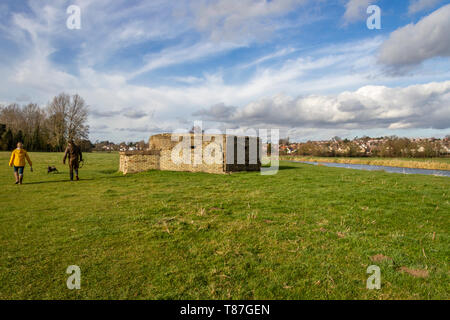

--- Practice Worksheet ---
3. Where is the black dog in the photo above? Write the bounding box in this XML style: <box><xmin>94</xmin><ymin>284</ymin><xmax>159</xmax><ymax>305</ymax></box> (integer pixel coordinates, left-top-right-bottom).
<box><xmin>47</xmin><ymin>166</ymin><xmax>59</xmax><ymax>174</ymax></box>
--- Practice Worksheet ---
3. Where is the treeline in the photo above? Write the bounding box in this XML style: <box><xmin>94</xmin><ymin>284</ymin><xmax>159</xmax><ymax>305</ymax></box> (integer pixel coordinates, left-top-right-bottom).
<box><xmin>288</xmin><ymin>136</ymin><xmax>450</xmax><ymax>158</ymax></box>
<box><xmin>0</xmin><ymin>93</ymin><xmax>92</xmax><ymax>152</ymax></box>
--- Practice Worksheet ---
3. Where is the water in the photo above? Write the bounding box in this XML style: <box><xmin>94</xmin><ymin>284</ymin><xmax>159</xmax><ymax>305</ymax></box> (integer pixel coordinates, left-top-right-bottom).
<box><xmin>289</xmin><ymin>161</ymin><xmax>450</xmax><ymax>177</ymax></box>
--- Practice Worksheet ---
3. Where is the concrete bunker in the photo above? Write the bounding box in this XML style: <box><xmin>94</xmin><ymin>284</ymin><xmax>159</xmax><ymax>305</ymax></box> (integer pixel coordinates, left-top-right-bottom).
<box><xmin>119</xmin><ymin>133</ymin><xmax>261</xmax><ymax>174</ymax></box>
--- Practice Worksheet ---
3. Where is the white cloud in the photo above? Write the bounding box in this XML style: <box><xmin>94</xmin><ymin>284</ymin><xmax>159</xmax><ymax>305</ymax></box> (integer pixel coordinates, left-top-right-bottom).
<box><xmin>194</xmin><ymin>81</ymin><xmax>450</xmax><ymax>130</ymax></box>
<box><xmin>1</xmin><ymin>1</ymin><xmax>449</xmax><ymax>142</ymax></box>
<box><xmin>343</xmin><ymin>0</ymin><xmax>375</xmax><ymax>24</ymax></box>
<box><xmin>128</xmin><ymin>41</ymin><xmax>240</xmax><ymax>79</ymax></box>
<box><xmin>190</xmin><ymin>0</ymin><xmax>308</xmax><ymax>42</ymax></box>
<box><xmin>0</xmin><ymin>31</ymin><xmax>390</xmax><ymax>142</ymax></box>
<box><xmin>238</xmin><ymin>47</ymin><xmax>298</xmax><ymax>69</ymax></box>
<box><xmin>378</xmin><ymin>4</ymin><xmax>450</xmax><ymax>71</ymax></box>
<box><xmin>408</xmin><ymin>0</ymin><xmax>443</xmax><ymax>14</ymax></box>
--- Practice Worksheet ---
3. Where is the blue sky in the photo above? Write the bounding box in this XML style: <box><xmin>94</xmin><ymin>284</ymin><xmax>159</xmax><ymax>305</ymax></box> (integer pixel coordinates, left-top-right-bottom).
<box><xmin>0</xmin><ymin>0</ymin><xmax>449</xmax><ymax>142</ymax></box>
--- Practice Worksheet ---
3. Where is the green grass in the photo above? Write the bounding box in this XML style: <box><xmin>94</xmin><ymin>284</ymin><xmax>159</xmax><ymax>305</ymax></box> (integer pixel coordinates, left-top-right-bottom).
<box><xmin>0</xmin><ymin>152</ymin><xmax>449</xmax><ymax>300</ymax></box>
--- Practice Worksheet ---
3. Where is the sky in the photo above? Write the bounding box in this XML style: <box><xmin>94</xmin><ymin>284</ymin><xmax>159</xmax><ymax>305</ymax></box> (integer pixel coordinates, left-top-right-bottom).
<box><xmin>0</xmin><ymin>0</ymin><xmax>449</xmax><ymax>143</ymax></box>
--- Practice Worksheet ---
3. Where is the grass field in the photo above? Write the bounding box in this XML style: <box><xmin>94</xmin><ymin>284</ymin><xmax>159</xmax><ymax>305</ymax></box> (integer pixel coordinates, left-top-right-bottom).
<box><xmin>280</xmin><ymin>156</ymin><xmax>450</xmax><ymax>171</ymax></box>
<box><xmin>0</xmin><ymin>151</ymin><xmax>449</xmax><ymax>299</ymax></box>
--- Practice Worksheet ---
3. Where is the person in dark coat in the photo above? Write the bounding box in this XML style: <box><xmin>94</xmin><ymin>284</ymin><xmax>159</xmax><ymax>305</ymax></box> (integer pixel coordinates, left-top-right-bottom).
<box><xmin>63</xmin><ymin>140</ymin><xmax>83</xmax><ymax>181</ymax></box>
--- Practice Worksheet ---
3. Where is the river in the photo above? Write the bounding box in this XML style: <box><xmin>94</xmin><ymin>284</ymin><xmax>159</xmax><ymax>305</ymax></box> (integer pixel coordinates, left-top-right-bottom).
<box><xmin>289</xmin><ymin>161</ymin><xmax>450</xmax><ymax>177</ymax></box>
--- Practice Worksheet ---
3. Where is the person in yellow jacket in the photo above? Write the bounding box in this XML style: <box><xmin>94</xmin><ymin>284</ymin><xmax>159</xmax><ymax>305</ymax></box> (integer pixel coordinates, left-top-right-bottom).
<box><xmin>9</xmin><ymin>142</ymin><xmax>33</xmax><ymax>184</ymax></box>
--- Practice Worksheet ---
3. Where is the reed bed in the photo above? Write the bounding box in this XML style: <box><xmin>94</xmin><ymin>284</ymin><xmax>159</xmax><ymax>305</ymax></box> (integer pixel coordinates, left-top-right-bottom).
<box><xmin>281</xmin><ymin>156</ymin><xmax>450</xmax><ymax>171</ymax></box>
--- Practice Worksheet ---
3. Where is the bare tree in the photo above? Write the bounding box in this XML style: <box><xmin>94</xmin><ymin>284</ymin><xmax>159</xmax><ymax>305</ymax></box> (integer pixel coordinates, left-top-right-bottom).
<box><xmin>46</xmin><ymin>93</ymin><xmax>89</xmax><ymax>150</ymax></box>
<box><xmin>47</xmin><ymin>93</ymin><xmax>70</xmax><ymax>151</ymax></box>
<box><xmin>66</xmin><ymin>94</ymin><xmax>89</xmax><ymax>141</ymax></box>
<box><xmin>0</xmin><ymin>103</ymin><xmax>24</xmax><ymax>132</ymax></box>
<box><xmin>137</xmin><ymin>140</ymin><xmax>147</xmax><ymax>150</ymax></box>
<box><xmin>22</xmin><ymin>103</ymin><xmax>45</xmax><ymax>137</ymax></box>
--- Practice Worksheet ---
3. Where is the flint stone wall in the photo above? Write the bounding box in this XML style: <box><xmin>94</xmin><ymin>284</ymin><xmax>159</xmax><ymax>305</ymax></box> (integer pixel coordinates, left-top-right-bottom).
<box><xmin>119</xmin><ymin>150</ymin><xmax>160</xmax><ymax>175</ymax></box>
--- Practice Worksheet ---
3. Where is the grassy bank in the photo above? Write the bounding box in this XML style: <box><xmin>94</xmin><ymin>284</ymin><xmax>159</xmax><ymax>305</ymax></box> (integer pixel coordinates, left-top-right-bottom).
<box><xmin>0</xmin><ymin>152</ymin><xmax>448</xmax><ymax>299</ymax></box>
<box><xmin>280</xmin><ymin>156</ymin><xmax>450</xmax><ymax>171</ymax></box>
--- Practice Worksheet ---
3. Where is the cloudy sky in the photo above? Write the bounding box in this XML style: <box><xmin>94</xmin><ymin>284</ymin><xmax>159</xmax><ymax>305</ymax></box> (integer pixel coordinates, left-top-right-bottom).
<box><xmin>0</xmin><ymin>0</ymin><xmax>449</xmax><ymax>142</ymax></box>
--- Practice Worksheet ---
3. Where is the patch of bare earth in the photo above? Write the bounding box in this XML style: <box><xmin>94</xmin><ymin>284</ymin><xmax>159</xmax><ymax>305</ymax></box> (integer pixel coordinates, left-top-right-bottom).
<box><xmin>399</xmin><ymin>267</ymin><xmax>429</xmax><ymax>278</ymax></box>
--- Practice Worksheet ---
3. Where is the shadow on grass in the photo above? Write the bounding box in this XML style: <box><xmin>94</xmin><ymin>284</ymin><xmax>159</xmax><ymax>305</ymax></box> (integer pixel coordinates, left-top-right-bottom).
<box><xmin>24</xmin><ymin>178</ymin><xmax>94</xmax><ymax>185</ymax></box>
<box><xmin>277</xmin><ymin>165</ymin><xmax>300</xmax><ymax>171</ymax></box>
